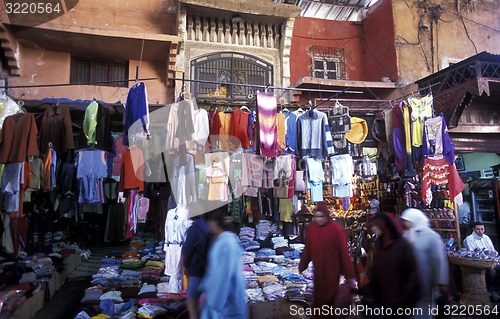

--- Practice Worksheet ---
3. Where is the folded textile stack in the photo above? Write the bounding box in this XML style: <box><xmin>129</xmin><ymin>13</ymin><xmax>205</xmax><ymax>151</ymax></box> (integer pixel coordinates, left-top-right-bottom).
<box><xmin>290</xmin><ymin>243</ymin><xmax>305</xmax><ymax>252</ymax></box>
<box><xmin>239</xmin><ymin>227</ymin><xmax>255</xmax><ymax>242</ymax></box>
<box><xmin>242</xmin><ymin>251</ymin><xmax>255</xmax><ymax>264</ymax></box>
<box><xmin>31</xmin><ymin>258</ymin><xmax>54</xmax><ymax>279</ymax></box>
<box><xmin>271</xmin><ymin>236</ymin><xmax>288</xmax><ymax>249</ymax></box>
<box><xmin>121</xmin><ymin>251</ymin><xmax>143</xmax><ymax>270</ymax></box>
<box><xmin>241</xmin><ymin>240</ymin><xmax>260</xmax><ymax>251</ymax></box>
<box><xmin>255</xmin><ymin>221</ymin><xmax>272</xmax><ymax>241</ymax></box>
<box><xmin>262</xmin><ymin>282</ymin><xmax>287</xmax><ymax>301</ymax></box>
<box><xmin>246</xmin><ymin>288</ymin><xmax>265</xmax><ymax>302</ymax></box>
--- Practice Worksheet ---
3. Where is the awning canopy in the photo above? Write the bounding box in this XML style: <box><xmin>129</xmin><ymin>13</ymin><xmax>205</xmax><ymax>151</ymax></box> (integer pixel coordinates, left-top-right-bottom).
<box><xmin>415</xmin><ymin>51</ymin><xmax>500</xmax><ymax>153</ymax></box>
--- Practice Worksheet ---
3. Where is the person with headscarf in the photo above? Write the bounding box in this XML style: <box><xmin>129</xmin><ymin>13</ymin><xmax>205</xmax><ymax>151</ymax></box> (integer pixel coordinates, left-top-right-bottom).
<box><xmin>401</xmin><ymin>208</ymin><xmax>449</xmax><ymax>319</ymax></box>
<box><xmin>370</xmin><ymin>212</ymin><xmax>421</xmax><ymax>317</ymax></box>
<box><xmin>298</xmin><ymin>204</ymin><xmax>356</xmax><ymax>317</ymax></box>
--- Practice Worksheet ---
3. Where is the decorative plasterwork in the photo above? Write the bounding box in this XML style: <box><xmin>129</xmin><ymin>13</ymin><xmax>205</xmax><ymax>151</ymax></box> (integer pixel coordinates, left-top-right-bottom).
<box><xmin>177</xmin><ymin>5</ymin><xmax>294</xmax><ymax>103</ymax></box>
<box><xmin>0</xmin><ymin>24</ymin><xmax>21</xmax><ymax>76</ymax></box>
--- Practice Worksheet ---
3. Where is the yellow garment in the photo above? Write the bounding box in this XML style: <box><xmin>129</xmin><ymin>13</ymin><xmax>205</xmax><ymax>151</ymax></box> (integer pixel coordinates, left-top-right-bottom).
<box><xmin>91</xmin><ymin>314</ymin><xmax>111</xmax><ymax>319</ymax></box>
<box><xmin>257</xmin><ymin>275</ymin><xmax>279</xmax><ymax>284</ymax></box>
<box><xmin>346</xmin><ymin>117</ymin><xmax>368</xmax><ymax>144</ymax></box>
<box><xmin>277</xmin><ymin>112</ymin><xmax>286</xmax><ymax>151</ymax></box>
<box><xmin>408</xmin><ymin>95</ymin><xmax>433</xmax><ymax>147</ymax></box>
<box><xmin>145</xmin><ymin>260</ymin><xmax>164</xmax><ymax>269</ymax></box>
<box><xmin>403</xmin><ymin>106</ymin><xmax>412</xmax><ymax>154</ymax></box>
<box><xmin>83</xmin><ymin>100</ymin><xmax>99</xmax><ymax>145</ymax></box>
<box><xmin>279</xmin><ymin>198</ymin><xmax>293</xmax><ymax>222</ymax></box>
<box><xmin>218</xmin><ymin>112</ymin><xmax>233</xmax><ymax>150</ymax></box>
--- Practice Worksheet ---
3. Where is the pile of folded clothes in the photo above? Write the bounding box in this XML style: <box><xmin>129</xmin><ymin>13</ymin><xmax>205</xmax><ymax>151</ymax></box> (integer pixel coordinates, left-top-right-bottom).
<box><xmin>74</xmin><ymin>238</ymin><xmax>187</xmax><ymax>319</ymax></box>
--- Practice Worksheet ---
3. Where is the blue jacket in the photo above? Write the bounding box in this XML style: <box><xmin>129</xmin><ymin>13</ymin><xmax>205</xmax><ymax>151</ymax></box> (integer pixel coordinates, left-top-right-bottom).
<box><xmin>200</xmin><ymin>231</ymin><xmax>249</xmax><ymax>319</ymax></box>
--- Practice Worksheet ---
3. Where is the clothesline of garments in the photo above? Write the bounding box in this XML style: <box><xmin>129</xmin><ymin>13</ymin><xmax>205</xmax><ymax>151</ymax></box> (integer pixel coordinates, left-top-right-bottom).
<box><xmin>385</xmin><ymin>95</ymin><xmax>466</xmax><ymax>206</ymax></box>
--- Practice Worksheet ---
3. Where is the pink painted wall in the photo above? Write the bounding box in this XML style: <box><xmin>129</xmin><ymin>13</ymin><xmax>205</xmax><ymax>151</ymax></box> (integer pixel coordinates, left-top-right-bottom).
<box><xmin>290</xmin><ymin>17</ymin><xmax>365</xmax><ymax>84</ymax></box>
<box><xmin>362</xmin><ymin>0</ymin><xmax>398</xmax><ymax>82</ymax></box>
<box><xmin>289</xmin><ymin>0</ymin><xmax>398</xmax><ymax>84</ymax></box>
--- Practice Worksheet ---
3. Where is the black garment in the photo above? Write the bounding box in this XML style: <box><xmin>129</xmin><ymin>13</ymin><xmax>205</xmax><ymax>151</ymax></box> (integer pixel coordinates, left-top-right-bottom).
<box><xmin>182</xmin><ymin>219</ymin><xmax>210</xmax><ymax>277</ymax></box>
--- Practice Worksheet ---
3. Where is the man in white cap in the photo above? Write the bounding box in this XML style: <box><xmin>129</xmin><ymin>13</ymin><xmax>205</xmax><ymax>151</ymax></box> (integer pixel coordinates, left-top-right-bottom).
<box><xmin>401</xmin><ymin>208</ymin><xmax>448</xmax><ymax>319</ymax></box>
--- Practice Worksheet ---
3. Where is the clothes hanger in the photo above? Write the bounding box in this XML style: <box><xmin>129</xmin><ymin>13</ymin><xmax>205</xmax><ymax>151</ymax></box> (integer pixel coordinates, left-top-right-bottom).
<box><xmin>240</xmin><ymin>105</ymin><xmax>250</xmax><ymax>112</ymax></box>
<box><xmin>223</xmin><ymin>105</ymin><xmax>233</xmax><ymax>113</ymax></box>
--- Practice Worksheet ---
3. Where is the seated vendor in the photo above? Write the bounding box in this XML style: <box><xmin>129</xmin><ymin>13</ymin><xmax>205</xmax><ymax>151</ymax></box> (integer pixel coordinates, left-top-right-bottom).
<box><xmin>463</xmin><ymin>222</ymin><xmax>500</xmax><ymax>300</ymax></box>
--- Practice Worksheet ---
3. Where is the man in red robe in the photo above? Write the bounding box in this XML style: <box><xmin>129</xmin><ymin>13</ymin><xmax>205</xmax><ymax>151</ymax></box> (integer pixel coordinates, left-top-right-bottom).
<box><xmin>299</xmin><ymin>204</ymin><xmax>356</xmax><ymax>316</ymax></box>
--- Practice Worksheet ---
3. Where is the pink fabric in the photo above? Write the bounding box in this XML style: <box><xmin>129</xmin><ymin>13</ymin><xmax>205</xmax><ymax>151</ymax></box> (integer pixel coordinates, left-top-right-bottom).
<box><xmin>257</xmin><ymin>92</ymin><xmax>278</xmax><ymax>158</ymax></box>
<box><xmin>137</xmin><ymin>196</ymin><xmax>150</xmax><ymax>223</ymax></box>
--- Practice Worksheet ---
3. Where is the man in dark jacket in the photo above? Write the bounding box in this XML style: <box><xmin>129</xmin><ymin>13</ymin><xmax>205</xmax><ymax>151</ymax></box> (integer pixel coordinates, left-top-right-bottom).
<box><xmin>182</xmin><ymin>214</ymin><xmax>210</xmax><ymax>319</ymax></box>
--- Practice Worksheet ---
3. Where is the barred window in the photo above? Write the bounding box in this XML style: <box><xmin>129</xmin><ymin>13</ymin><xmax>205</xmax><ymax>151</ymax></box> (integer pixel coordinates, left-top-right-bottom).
<box><xmin>70</xmin><ymin>57</ymin><xmax>128</xmax><ymax>87</ymax></box>
<box><xmin>310</xmin><ymin>46</ymin><xmax>345</xmax><ymax>80</ymax></box>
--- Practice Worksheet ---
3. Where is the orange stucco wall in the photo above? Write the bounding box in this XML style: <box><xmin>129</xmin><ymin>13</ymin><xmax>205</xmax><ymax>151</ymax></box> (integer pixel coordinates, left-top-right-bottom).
<box><xmin>289</xmin><ymin>17</ymin><xmax>365</xmax><ymax>84</ymax></box>
<box><xmin>27</xmin><ymin>0</ymin><xmax>178</xmax><ymax>35</ymax></box>
<box><xmin>7</xmin><ymin>48</ymin><xmax>171</xmax><ymax>104</ymax></box>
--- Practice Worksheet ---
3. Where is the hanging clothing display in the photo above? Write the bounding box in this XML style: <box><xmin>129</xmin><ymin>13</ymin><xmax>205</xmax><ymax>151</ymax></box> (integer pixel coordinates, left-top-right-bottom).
<box><xmin>0</xmin><ymin>112</ymin><xmax>39</xmax><ymax>164</ymax></box>
<box><xmin>297</xmin><ymin>109</ymin><xmax>334</xmax><ymax>158</ymax></box>
<box><xmin>277</xmin><ymin>112</ymin><xmax>286</xmax><ymax>152</ymax></box>
<box><xmin>330</xmin><ymin>154</ymin><xmax>354</xmax><ymax>198</ymax></box>
<box><xmin>123</xmin><ymin>82</ymin><xmax>149</xmax><ymax>146</ymax></box>
<box><xmin>0</xmin><ymin>95</ymin><xmax>23</xmax><ymax>132</ymax></box>
<box><xmin>392</xmin><ymin>101</ymin><xmax>407</xmax><ymax>172</ymax></box>
<box><xmin>206</xmin><ymin>157</ymin><xmax>229</xmax><ymax>202</ymax></box>
<box><xmin>231</xmin><ymin>108</ymin><xmax>251</xmax><ymax>149</ymax></box>
<box><xmin>402</xmin><ymin>104</ymin><xmax>414</xmax><ymax>174</ymax></box>
<box><xmin>273</xmin><ymin>154</ymin><xmax>295</xmax><ymax>199</ymax></box>
<box><xmin>42</xmin><ymin>147</ymin><xmax>57</xmax><ymax>191</ymax></box>
<box><xmin>76</xmin><ymin>149</ymin><xmax>108</xmax><ymax>204</ymax></box>
<box><xmin>83</xmin><ymin>100</ymin><xmax>99</xmax><ymax>146</ymax></box>
<box><xmin>282</xmin><ymin>110</ymin><xmax>297</xmax><ymax>155</ymax></box>
<box><xmin>39</xmin><ymin>104</ymin><xmax>74</xmax><ymax>154</ymax></box>
<box><xmin>256</xmin><ymin>92</ymin><xmax>279</xmax><ymax>158</ymax></box>
<box><xmin>408</xmin><ymin>95</ymin><xmax>433</xmax><ymax>147</ymax></box>
<box><xmin>126</xmin><ymin>189</ymin><xmax>139</xmax><ymax>238</ymax></box>
<box><xmin>189</xmin><ymin>107</ymin><xmax>210</xmax><ymax>153</ymax></box>
<box><xmin>305</xmin><ymin>157</ymin><xmax>324</xmax><ymax>203</ymax></box>
<box><xmin>422</xmin><ymin>115</ymin><xmax>455</xmax><ymax>164</ymax></box>
<box><xmin>241</xmin><ymin>153</ymin><xmax>263</xmax><ymax>197</ymax></box>
<box><xmin>171</xmin><ymin>154</ymin><xmax>197</xmax><ymax>207</ymax></box>
<box><xmin>163</xmin><ymin>206</ymin><xmax>191</xmax><ymax>293</ymax></box>
<box><xmin>0</xmin><ymin>162</ymin><xmax>24</xmax><ymax>213</ymax></box>
<box><xmin>119</xmin><ymin>146</ymin><xmax>146</xmax><ymax>192</ymax></box>
<box><xmin>421</xmin><ymin>157</ymin><xmax>465</xmax><ymax>205</ymax></box>
<box><xmin>166</xmin><ymin>99</ymin><xmax>195</xmax><ymax>153</ymax></box>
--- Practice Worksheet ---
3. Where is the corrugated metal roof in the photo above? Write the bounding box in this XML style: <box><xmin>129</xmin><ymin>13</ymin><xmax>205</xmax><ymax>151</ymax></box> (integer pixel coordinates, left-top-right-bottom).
<box><xmin>273</xmin><ymin>0</ymin><xmax>371</xmax><ymax>21</ymax></box>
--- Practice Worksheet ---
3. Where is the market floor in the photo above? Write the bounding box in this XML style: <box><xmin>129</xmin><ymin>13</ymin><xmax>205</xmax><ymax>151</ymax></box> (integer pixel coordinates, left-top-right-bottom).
<box><xmin>33</xmin><ymin>245</ymin><xmax>129</xmax><ymax>319</ymax></box>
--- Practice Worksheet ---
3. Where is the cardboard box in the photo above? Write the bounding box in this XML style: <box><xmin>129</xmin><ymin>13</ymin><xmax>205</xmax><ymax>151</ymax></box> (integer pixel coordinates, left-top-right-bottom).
<box><xmin>55</xmin><ymin>269</ymin><xmax>67</xmax><ymax>290</ymax></box>
<box><xmin>28</xmin><ymin>290</ymin><xmax>45</xmax><ymax>318</ymax></box>
<box><xmin>64</xmin><ymin>254</ymin><xmax>77</xmax><ymax>273</ymax></box>
<box><xmin>10</xmin><ymin>301</ymin><xmax>30</xmax><ymax>319</ymax></box>
<box><xmin>48</xmin><ymin>275</ymin><xmax>57</xmax><ymax>299</ymax></box>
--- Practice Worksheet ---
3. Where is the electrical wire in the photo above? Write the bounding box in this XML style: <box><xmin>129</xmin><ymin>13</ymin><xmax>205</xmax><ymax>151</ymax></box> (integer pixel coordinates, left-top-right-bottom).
<box><xmin>168</xmin><ymin>77</ymin><xmax>365</xmax><ymax>94</ymax></box>
<box><xmin>0</xmin><ymin>78</ymin><xmax>158</xmax><ymax>89</ymax></box>
<box><xmin>460</xmin><ymin>16</ymin><xmax>478</xmax><ymax>54</ymax></box>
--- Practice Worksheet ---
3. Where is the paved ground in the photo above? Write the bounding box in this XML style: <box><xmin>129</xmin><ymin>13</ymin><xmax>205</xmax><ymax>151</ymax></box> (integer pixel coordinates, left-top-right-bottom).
<box><xmin>33</xmin><ymin>245</ymin><xmax>128</xmax><ymax>319</ymax></box>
